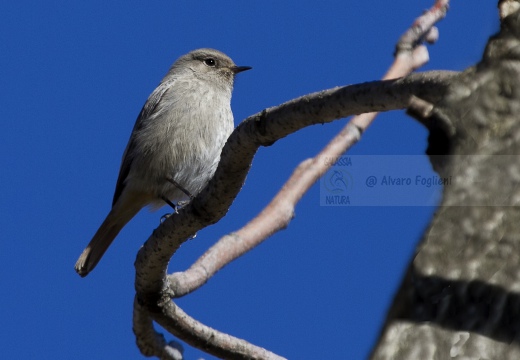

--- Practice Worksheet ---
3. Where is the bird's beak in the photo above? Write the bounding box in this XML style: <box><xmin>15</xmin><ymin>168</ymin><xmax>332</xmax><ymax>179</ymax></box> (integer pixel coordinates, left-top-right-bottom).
<box><xmin>231</xmin><ymin>65</ymin><xmax>252</xmax><ymax>74</ymax></box>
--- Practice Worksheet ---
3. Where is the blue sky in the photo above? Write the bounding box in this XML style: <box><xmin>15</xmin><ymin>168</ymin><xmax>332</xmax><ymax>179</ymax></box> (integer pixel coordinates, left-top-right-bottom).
<box><xmin>1</xmin><ymin>1</ymin><xmax>498</xmax><ymax>359</ymax></box>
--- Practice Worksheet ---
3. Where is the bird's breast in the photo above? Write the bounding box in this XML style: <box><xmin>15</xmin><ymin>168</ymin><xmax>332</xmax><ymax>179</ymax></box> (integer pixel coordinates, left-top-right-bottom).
<box><xmin>129</xmin><ymin>84</ymin><xmax>234</xmax><ymax>202</ymax></box>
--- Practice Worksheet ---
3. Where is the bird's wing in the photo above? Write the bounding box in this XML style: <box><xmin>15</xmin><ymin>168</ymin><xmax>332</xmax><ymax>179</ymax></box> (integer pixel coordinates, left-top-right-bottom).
<box><xmin>112</xmin><ymin>79</ymin><xmax>175</xmax><ymax>206</ymax></box>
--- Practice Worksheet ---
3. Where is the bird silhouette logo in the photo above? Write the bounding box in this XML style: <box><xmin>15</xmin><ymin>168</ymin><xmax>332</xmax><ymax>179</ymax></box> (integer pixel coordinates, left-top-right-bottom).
<box><xmin>324</xmin><ymin>169</ymin><xmax>352</xmax><ymax>194</ymax></box>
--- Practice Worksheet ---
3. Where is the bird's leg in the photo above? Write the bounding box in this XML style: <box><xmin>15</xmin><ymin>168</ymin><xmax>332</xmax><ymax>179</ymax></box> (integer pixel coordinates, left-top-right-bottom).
<box><xmin>166</xmin><ymin>176</ymin><xmax>194</xmax><ymax>200</ymax></box>
<box><xmin>160</xmin><ymin>196</ymin><xmax>181</xmax><ymax>223</ymax></box>
<box><xmin>160</xmin><ymin>177</ymin><xmax>194</xmax><ymax>219</ymax></box>
<box><xmin>161</xmin><ymin>196</ymin><xmax>177</xmax><ymax>211</ymax></box>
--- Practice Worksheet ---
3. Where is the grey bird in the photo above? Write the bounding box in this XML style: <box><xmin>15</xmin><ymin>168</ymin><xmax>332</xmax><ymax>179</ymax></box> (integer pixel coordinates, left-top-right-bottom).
<box><xmin>75</xmin><ymin>48</ymin><xmax>251</xmax><ymax>277</ymax></box>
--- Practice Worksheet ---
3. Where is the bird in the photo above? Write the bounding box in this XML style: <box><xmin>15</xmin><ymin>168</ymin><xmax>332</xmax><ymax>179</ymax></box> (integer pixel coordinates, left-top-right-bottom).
<box><xmin>75</xmin><ymin>48</ymin><xmax>251</xmax><ymax>277</ymax></box>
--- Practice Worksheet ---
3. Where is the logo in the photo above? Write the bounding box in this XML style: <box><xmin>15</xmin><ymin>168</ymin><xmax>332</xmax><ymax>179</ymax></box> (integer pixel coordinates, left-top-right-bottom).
<box><xmin>323</xmin><ymin>169</ymin><xmax>353</xmax><ymax>194</ymax></box>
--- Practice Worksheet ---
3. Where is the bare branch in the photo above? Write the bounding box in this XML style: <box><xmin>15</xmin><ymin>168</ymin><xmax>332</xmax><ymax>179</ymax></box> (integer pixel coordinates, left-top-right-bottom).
<box><xmin>133</xmin><ymin>297</ymin><xmax>184</xmax><ymax>360</ymax></box>
<box><xmin>396</xmin><ymin>0</ymin><xmax>449</xmax><ymax>54</ymax></box>
<box><xmin>153</xmin><ymin>298</ymin><xmax>286</xmax><ymax>360</ymax></box>
<box><xmin>353</xmin><ymin>0</ymin><xmax>449</xmax><ymax>132</ymax></box>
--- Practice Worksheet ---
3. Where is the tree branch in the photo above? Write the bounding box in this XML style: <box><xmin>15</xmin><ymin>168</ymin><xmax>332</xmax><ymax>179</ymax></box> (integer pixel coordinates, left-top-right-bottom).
<box><xmin>133</xmin><ymin>297</ymin><xmax>184</xmax><ymax>360</ymax></box>
<box><xmin>153</xmin><ymin>297</ymin><xmax>286</xmax><ymax>360</ymax></box>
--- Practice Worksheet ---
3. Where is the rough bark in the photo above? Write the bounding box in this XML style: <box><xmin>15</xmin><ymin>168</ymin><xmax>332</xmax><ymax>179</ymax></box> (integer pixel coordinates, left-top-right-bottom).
<box><xmin>372</xmin><ymin>8</ymin><xmax>520</xmax><ymax>360</ymax></box>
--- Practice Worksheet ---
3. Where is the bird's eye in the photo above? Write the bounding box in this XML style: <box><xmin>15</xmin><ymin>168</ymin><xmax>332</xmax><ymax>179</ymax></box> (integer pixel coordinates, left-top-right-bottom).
<box><xmin>203</xmin><ymin>58</ymin><xmax>216</xmax><ymax>67</ymax></box>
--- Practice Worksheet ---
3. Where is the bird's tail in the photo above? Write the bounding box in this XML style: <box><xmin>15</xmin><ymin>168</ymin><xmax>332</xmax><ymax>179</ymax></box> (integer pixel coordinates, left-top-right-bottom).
<box><xmin>75</xmin><ymin>198</ymin><xmax>142</xmax><ymax>277</ymax></box>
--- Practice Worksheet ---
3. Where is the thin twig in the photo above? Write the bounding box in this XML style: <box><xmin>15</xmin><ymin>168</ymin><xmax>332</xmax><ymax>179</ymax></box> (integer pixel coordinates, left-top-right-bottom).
<box><xmin>154</xmin><ymin>299</ymin><xmax>286</xmax><ymax>360</ymax></box>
